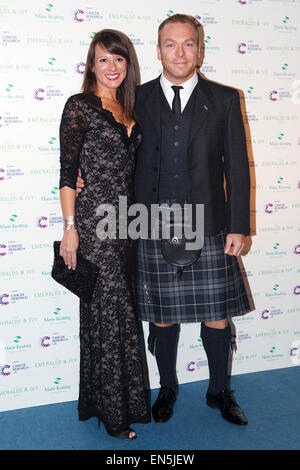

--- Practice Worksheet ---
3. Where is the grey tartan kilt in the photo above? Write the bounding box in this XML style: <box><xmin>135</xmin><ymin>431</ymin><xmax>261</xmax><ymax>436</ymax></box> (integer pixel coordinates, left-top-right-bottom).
<box><xmin>137</xmin><ymin>232</ymin><xmax>251</xmax><ymax>324</ymax></box>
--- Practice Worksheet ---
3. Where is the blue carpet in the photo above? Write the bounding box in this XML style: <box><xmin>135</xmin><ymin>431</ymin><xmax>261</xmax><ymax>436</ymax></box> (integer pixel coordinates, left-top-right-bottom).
<box><xmin>0</xmin><ymin>366</ymin><xmax>299</xmax><ymax>450</ymax></box>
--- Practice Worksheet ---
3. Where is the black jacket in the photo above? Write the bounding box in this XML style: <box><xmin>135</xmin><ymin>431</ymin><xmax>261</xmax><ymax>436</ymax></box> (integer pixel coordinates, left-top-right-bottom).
<box><xmin>134</xmin><ymin>74</ymin><xmax>250</xmax><ymax>236</ymax></box>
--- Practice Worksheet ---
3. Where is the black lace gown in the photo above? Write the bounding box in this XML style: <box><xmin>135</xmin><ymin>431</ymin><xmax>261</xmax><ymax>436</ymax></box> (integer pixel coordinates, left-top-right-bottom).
<box><xmin>59</xmin><ymin>94</ymin><xmax>150</xmax><ymax>435</ymax></box>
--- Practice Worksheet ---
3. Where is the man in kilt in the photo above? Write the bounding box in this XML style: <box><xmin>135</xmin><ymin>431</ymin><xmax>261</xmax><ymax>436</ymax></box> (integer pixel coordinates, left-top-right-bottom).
<box><xmin>134</xmin><ymin>14</ymin><xmax>251</xmax><ymax>426</ymax></box>
<box><xmin>77</xmin><ymin>14</ymin><xmax>251</xmax><ymax>426</ymax></box>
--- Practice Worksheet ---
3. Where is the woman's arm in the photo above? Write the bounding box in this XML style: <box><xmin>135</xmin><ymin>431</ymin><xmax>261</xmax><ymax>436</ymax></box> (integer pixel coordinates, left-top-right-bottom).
<box><xmin>58</xmin><ymin>96</ymin><xmax>87</xmax><ymax>269</ymax></box>
<box><xmin>60</xmin><ymin>187</ymin><xmax>78</xmax><ymax>270</ymax></box>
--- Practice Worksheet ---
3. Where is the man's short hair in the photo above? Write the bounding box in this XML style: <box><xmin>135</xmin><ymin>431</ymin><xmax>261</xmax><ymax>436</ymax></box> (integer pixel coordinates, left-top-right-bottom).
<box><xmin>158</xmin><ymin>13</ymin><xmax>201</xmax><ymax>46</ymax></box>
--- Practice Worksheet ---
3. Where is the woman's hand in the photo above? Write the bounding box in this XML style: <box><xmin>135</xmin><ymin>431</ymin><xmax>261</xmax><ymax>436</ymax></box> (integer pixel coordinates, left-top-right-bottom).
<box><xmin>60</xmin><ymin>229</ymin><xmax>79</xmax><ymax>270</ymax></box>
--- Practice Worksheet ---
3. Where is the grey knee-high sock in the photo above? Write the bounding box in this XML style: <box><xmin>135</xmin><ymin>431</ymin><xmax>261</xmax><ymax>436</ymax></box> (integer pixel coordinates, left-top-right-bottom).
<box><xmin>148</xmin><ymin>323</ymin><xmax>179</xmax><ymax>392</ymax></box>
<box><xmin>201</xmin><ymin>322</ymin><xmax>231</xmax><ymax>395</ymax></box>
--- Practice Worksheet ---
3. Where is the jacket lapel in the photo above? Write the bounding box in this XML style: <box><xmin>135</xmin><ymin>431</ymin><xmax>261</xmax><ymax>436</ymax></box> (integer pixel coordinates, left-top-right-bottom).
<box><xmin>188</xmin><ymin>74</ymin><xmax>213</xmax><ymax>145</ymax></box>
<box><xmin>143</xmin><ymin>77</ymin><xmax>161</xmax><ymax>140</ymax></box>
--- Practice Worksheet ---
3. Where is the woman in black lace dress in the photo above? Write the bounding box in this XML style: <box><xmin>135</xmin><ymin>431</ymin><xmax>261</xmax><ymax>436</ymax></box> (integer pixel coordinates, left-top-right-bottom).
<box><xmin>58</xmin><ymin>30</ymin><xmax>150</xmax><ymax>439</ymax></box>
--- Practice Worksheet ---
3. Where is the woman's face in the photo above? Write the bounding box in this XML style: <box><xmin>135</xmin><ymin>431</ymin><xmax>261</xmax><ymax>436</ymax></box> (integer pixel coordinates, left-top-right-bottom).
<box><xmin>92</xmin><ymin>43</ymin><xmax>127</xmax><ymax>93</ymax></box>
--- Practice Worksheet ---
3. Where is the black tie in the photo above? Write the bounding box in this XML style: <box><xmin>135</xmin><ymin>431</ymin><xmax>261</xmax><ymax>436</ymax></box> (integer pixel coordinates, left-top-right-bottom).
<box><xmin>171</xmin><ymin>85</ymin><xmax>183</xmax><ymax>120</ymax></box>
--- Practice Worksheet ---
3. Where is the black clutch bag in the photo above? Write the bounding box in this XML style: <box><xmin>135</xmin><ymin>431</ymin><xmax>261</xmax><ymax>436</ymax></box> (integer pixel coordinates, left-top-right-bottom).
<box><xmin>51</xmin><ymin>241</ymin><xmax>99</xmax><ymax>300</ymax></box>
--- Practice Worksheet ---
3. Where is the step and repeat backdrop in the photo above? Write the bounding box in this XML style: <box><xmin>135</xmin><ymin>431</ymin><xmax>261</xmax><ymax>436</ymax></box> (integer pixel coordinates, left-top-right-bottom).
<box><xmin>0</xmin><ymin>0</ymin><xmax>299</xmax><ymax>412</ymax></box>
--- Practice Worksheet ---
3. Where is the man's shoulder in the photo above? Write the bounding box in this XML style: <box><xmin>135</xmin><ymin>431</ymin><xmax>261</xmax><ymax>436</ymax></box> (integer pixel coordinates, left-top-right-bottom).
<box><xmin>200</xmin><ymin>75</ymin><xmax>239</xmax><ymax>100</ymax></box>
<box><xmin>136</xmin><ymin>77</ymin><xmax>160</xmax><ymax>98</ymax></box>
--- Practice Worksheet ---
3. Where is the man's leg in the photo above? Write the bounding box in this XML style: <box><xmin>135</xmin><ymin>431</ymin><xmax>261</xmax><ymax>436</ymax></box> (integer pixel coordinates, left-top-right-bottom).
<box><xmin>148</xmin><ymin>322</ymin><xmax>179</xmax><ymax>422</ymax></box>
<box><xmin>201</xmin><ymin>319</ymin><xmax>248</xmax><ymax>425</ymax></box>
<box><xmin>201</xmin><ymin>319</ymin><xmax>231</xmax><ymax>395</ymax></box>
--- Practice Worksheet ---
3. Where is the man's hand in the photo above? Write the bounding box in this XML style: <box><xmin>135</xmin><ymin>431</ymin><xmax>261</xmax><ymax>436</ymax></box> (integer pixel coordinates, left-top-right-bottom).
<box><xmin>76</xmin><ymin>168</ymin><xmax>85</xmax><ymax>197</ymax></box>
<box><xmin>224</xmin><ymin>234</ymin><xmax>245</xmax><ymax>257</ymax></box>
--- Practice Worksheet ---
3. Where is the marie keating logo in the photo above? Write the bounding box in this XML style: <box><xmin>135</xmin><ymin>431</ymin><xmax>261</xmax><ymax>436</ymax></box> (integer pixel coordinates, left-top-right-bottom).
<box><xmin>273</xmin><ymin>284</ymin><xmax>279</xmax><ymax>291</ymax></box>
<box><xmin>283</xmin><ymin>16</ymin><xmax>289</xmax><ymax>23</ymax></box>
<box><xmin>94</xmin><ymin>197</ymin><xmax>204</xmax><ymax>250</ymax></box>
<box><xmin>166</xmin><ymin>10</ymin><xmax>174</xmax><ymax>17</ymax></box>
<box><xmin>282</xmin><ymin>63</ymin><xmax>288</xmax><ymax>70</ymax></box>
<box><xmin>54</xmin><ymin>307</ymin><xmax>61</xmax><ymax>315</ymax></box>
<box><xmin>75</xmin><ymin>62</ymin><xmax>86</xmax><ymax>74</ymax></box>
<box><xmin>48</xmin><ymin>57</ymin><xmax>56</xmax><ymax>65</ymax></box>
<box><xmin>49</xmin><ymin>137</ymin><xmax>56</xmax><ymax>145</ymax></box>
<box><xmin>46</xmin><ymin>3</ymin><xmax>54</xmax><ymax>12</ymax></box>
<box><xmin>6</xmin><ymin>83</ymin><xmax>13</xmax><ymax>92</ymax></box>
<box><xmin>54</xmin><ymin>377</ymin><xmax>61</xmax><ymax>384</ymax></box>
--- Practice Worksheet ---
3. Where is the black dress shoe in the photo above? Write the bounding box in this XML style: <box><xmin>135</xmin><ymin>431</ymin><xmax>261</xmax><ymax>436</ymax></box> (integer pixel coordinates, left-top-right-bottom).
<box><xmin>206</xmin><ymin>389</ymin><xmax>248</xmax><ymax>425</ymax></box>
<box><xmin>152</xmin><ymin>386</ymin><xmax>177</xmax><ymax>422</ymax></box>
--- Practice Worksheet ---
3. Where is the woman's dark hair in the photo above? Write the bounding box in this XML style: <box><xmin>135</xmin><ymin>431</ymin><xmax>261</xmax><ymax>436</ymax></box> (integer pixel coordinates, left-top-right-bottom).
<box><xmin>82</xmin><ymin>29</ymin><xmax>140</xmax><ymax>120</ymax></box>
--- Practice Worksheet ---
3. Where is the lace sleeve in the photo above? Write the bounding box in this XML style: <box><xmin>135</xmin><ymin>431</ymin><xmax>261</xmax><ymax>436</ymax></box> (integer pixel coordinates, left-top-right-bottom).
<box><xmin>59</xmin><ymin>95</ymin><xmax>88</xmax><ymax>189</ymax></box>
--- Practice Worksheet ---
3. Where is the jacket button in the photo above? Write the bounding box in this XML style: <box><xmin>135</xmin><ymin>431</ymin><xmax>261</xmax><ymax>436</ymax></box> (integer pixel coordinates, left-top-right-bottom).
<box><xmin>174</xmin><ymin>141</ymin><xmax>179</xmax><ymax>147</ymax></box>
<box><xmin>154</xmin><ymin>167</ymin><xmax>158</xmax><ymax>172</ymax></box>
<box><xmin>174</xmin><ymin>125</ymin><xmax>179</xmax><ymax>130</ymax></box>
<box><xmin>153</xmin><ymin>187</ymin><xmax>156</xmax><ymax>192</ymax></box>
<box><xmin>155</xmin><ymin>145</ymin><xmax>159</xmax><ymax>151</ymax></box>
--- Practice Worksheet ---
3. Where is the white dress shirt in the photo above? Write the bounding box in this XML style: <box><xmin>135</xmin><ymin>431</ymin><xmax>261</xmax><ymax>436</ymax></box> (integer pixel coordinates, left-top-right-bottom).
<box><xmin>159</xmin><ymin>71</ymin><xmax>199</xmax><ymax>112</ymax></box>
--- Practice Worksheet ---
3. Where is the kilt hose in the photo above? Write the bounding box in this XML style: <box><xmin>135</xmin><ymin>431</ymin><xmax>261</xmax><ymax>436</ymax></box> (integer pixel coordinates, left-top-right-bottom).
<box><xmin>137</xmin><ymin>231</ymin><xmax>251</xmax><ymax>324</ymax></box>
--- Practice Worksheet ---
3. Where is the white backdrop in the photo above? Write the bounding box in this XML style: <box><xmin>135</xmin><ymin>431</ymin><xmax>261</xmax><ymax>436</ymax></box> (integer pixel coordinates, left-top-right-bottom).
<box><xmin>0</xmin><ymin>0</ymin><xmax>299</xmax><ymax>412</ymax></box>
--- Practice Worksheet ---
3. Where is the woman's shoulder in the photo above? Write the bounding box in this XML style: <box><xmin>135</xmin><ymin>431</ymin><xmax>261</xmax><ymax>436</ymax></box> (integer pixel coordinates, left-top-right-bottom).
<box><xmin>65</xmin><ymin>93</ymin><xmax>101</xmax><ymax>111</ymax></box>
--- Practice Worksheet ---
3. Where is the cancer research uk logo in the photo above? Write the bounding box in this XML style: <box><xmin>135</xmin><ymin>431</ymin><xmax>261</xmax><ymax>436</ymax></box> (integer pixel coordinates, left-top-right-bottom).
<box><xmin>237</xmin><ymin>40</ymin><xmax>262</xmax><ymax>54</ymax></box>
<box><xmin>0</xmin><ymin>241</ymin><xmax>25</xmax><ymax>256</ymax></box>
<box><xmin>40</xmin><ymin>333</ymin><xmax>69</xmax><ymax>348</ymax></box>
<box><xmin>293</xmin><ymin>286</ymin><xmax>300</xmax><ymax>296</ymax></box>
<box><xmin>260</xmin><ymin>308</ymin><xmax>284</xmax><ymax>320</ymax></box>
<box><xmin>269</xmin><ymin>88</ymin><xmax>292</xmax><ymax>102</ymax></box>
<box><xmin>186</xmin><ymin>358</ymin><xmax>208</xmax><ymax>372</ymax></box>
<box><xmin>264</xmin><ymin>201</ymin><xmax>287</xmax><ymax>214</ymax></box>
<box><xmin>0</xmin><ymin>361</ymin><xmax>29</xmax><ymax>376</ymax></box>
<box><xmin>36</xmin><ymin>214</ymin><xmax>62</xmax><ymax>229</ymax></box>
<box><xmin>33</xmin><ymin>86</ymin><xmax>63</xmax><ymax>101</ymax></box>
<box><xmin>73</xmin><ymin>8</ymin><xmax>103</xmax><ymax>22</ymax></box>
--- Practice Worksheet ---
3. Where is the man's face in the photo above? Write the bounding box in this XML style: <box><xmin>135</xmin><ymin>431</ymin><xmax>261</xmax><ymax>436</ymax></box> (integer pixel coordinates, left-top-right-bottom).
<box><xmin>157</xmin><ymin>22</ymin><xmax>200</xmax><ymax>84</ymax></box>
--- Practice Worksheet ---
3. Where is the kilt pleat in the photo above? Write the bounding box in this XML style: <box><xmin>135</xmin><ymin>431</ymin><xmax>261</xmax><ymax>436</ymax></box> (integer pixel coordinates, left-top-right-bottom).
<box><xmin>137</xmin><ymin>232</ymin><xmax>251</xmax><ymax>324</ymax></box>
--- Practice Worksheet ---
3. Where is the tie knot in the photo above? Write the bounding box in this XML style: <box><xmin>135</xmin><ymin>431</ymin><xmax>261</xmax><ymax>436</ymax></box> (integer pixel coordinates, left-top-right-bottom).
<box><xmin>171</xmin><ymin>85</ymin><xmax>183</xmax><ymax>95</ymax></box>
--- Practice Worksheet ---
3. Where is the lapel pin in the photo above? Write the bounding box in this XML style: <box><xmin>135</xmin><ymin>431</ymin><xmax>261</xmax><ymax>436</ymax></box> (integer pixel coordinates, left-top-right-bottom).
<box><xmin>204</xmin><ymin>105</ymin><xmax>208</xmax><ymax>111</ymax></box>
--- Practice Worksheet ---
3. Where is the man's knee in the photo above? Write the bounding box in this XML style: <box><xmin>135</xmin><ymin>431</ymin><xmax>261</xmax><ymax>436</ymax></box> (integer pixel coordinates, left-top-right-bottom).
<box><xmin>204</xmin><ymin>319</ymin><xmax>228</xmax><ymax>329</ymax></box>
